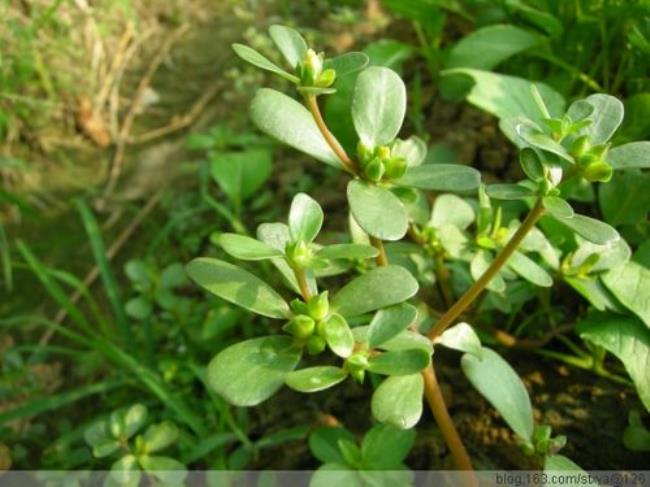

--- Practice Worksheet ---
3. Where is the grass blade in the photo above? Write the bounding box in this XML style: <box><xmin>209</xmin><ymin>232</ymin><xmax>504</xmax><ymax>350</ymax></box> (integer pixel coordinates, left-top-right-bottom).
<box><xmin>16</xmin><ymin>240</ymin><xmax>94</xmax><ymax>336</ymax></box>
<box><xmin>74</xmin><ymin>199</ymin><xmax>131</xmax><ymax>346</ymax></box>
<box><xmin>0</xmin><ymin>379</ymin><xmax>122</xmax><ymax>424</ymax></box>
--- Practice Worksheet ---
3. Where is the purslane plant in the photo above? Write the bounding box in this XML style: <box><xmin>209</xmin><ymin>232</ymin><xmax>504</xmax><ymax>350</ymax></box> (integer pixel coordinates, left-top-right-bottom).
<box><xmin>187</xmin><ymin>25</ymin><xmax>647</xmax><ymax>474</ymax></box>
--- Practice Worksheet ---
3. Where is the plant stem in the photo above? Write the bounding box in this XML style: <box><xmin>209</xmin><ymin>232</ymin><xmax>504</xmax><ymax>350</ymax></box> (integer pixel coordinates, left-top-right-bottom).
<box><xmin>303</xmin><ymin>94</ymin><xmax>360</xmax><ymax>176</ymax></box>
<box><xmin>294</xmin><ymin>267</ymin><xmax>313</xmax><ymax>301</ymax></box>
<box><xmin>422</xmin><ymin>365</ymin><xmax>477</xmax><ymax>477</ymax></box>
<box><xmin>370</xmin><ymin>236</ymin><xmax>389</xmax><ymax>267</ymax></box>
<box><xmin>428</xmin><ymin>198</ymin><xmax>546</xmax><ymax>340</ymax></box>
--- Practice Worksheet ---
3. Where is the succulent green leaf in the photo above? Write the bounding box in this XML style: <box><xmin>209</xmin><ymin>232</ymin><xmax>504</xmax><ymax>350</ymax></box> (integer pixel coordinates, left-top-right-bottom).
<box><xmin>322</xmin><ymin>313</ymin><xmax>355</xmax><ymax>358</ymax></box>
<box><xmin>187</xmin><ymin>258</ymin><xmax>289</xmax><ymax>318</ymax></box>
<box><xmin>367</xmin><ymin>303</ymin><xmax>418</xmax><ymax>348</ymax></box>
<box><xmin>486</xmin><ymin>183</ymin><xmax>536</xmax><ymax>200</ymax></box>
<box><xmin>361</xmin><ymin>424</ymin><xmax>415</xmax><ymax>469</ymax></box>
<box><xmin>548</xmin><ymin>212</ymin><xmax>619</xmax><ymax>246</ymax></box>
<box><xmin>568</xmin><ymin>94</ymin><xmax>624</xmax><ymax>145</ymax></box>
<box><xmin>232</xmin><ymin>43</ymin><xmax>299</xmax><ymax>83</ymax></box>
<box><xmin>471</xmin><ymin>250</ymin><xmax>505</xmax><ymax>293</ymax></box>
<box><xmin>143</xmin><ymin>421</ymin><xmax>178</xmax><ymax>453</ymax></box>
<box><xmin>250</xmin><ymin>88</ymin><xmax>341</xmax><ymax>168</ymax></box>
<box><xmin>446</xmin><ymin>25</ymin><xmax>539</xmax><ymax>71</ymax></box>
<box><xmin>289</xmin><ymin>193</ymin><xmax>324</xmax><ymax>243</ymax></box>
<box><xmin>396</xmin><ymin>164</ymin><xmax>481</xmax><ymax>192</ymax></box>
<box><xmin>508</xmin><ymin>251</ymin><xmax>553</xmax><ymax>287</ymax></box>
<box><xmin>434</xmin><ymin>322</ymin><xmax>482</xmax><ymax>358</ymax></box>
<box><xmin>218</xmin><ymin>233</ymin><xmax>283</xmax><ymax>260</ymax></box>
<box><xmin>571</xmin><ymin>238</ymin><xmax>631</xmax><ymax>274</ymax></box>
<box><xmin>441</xmin><ymin>68</ymin><xmax>565</xmax><ymax>143</ymax></box>
<box><xmin>367</xmin><ymin>348</ymin><xmax>430</xmax><ymax>375</ymax></box>
<box><xmin>109</xmin><ymin>455</ymin><xmax>141</xmax><ymax>486</ymax></box>
<box><xmin>110</xmin><ymin>404</ymin><xmax>148</xmax><ymax>440</ymax></box>
<box><xmin>210</xmin><ymin>149</ymin><xmax>273</xmax><ymax>210</ymax></box>
<box><xmin>268</xmin><ymin>25</ymin><xmax>307</xmax><ymax>68</ymax></box>
<box><xmin>324</xmin><ymin>52</ymin><xmax>369</xmax><ymax>77</ymax></box>
<box><xmin>316</xmin><ymin>243</ymin><xmax>378</xmax><ymax>260</ymax></box>
<box><xmin>578</xmin><ymin>313</ymin><xmax>650</xmax><ymax>411</ymax></box>
<box><xmin>309</xmin><ymin>427</ymin><xmax>356</xmax><ymax>464</ymax></box>
<box><xmin>352</xmin><ymin>66</ymin><xmax>406</xmax><ymax>146</ymax></box>
<box><xmin>543</xmin><ymin>196</ymin><xmax>574</xmax><ymax>219</ymax></box>
<box><xmin>285</xmin><ymin>366</ymin><xmax>348</xmax><ymax>392</ymax></box>
<box><xmin>623</xmin><ymin>411</ymin><xmax>650</xmax><ymax>451</ymax></box>
<box><xmin>602</xmin><ymin>261</ymin><xmax>650</xmax><ymax>328</ymax></box>
<box><xmin>599</xmin><ymin>171</ymin><xmax>650</xmax><ymax>226</ymax></box>
<box><xmin>371</xmin><ymin>374</ymin><xmax>423</xmax><ymax>429</ymax></box>
<box><xmin>607</xmin><ymin>142</ymin><xmax>650</xmax><ymax>170</ymax></box>
<box><xmin>332</xmin><ymin>265</ymin><xmax>418</xmax><ymax>317</ymax></box>
<box><xmin>138</xmin><ymin>456</ymin><xmax>187</xmax><ymax>485</ymax></box>
<box><xmin>392</xmin><ymin>136</ymin><xmax>427</xmax><ymax>167</ymax></box>
<box><xmin>515</xmin><ymin>122</ymin><xmax>573</xmax><ymax>162</ymax></box>
<box><xmin>544</xmin><ymin>455</ymin><xmax>591</xmax><ymax>484</ymax></box>
<box><xmin>461</xmin><ymin>347</ymin><xmax>534</xmax><ymax>442</ymax></box>
<box><xmin>207</xmin><ymin>336</ymin><xmax>301</xmax><ymax>406</ymax></box>
<box><xmin>347</xmin><ymin>180</ymin><xmax>408</xmax><ymax>241</ymax></box>
<box><xmin>125</xmin><ymin>297</ymin><xmax>152</xmax><ymax>321</ymax></box>
<box><xmin>355</xmin><ymin>326</ymin><xmax>433</xmax><ymax>355</ymax></box>
<box><xmin>431</xmin><ymin>194</ymin><xmax>475</xmax><ymax>230</ymax></box>
<box><xmin>92</xmin><ymin>439</ymin><xmax>121</xmax><ymax>459</ymax></box>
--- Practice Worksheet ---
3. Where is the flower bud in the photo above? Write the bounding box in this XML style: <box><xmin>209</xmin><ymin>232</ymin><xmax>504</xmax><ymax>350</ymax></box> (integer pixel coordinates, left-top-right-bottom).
<box><xmin>287</xmin><ymin>240</ymin><xmax>312</xmax><ymax>269</ymax></box>
<box><xmin>376</xmin><ymin>145</ymin><xmax>391</xmax><ymax>160</ymax></box>
<box><xmin>301</xmin><ymin>48</ymin><xmax>323</xmax><ymax>85</ymax></box>
<box><xmin>583</xmin><ymin>161</ymin><xmax>612</xmax><ymax>182</ymax></box>
<box><xmin>283</xmin><ymin>314</ymin><xmax>315</xmax><ymax>339</ymax></box>
<box><xmin>316</xmin><ymin>69</ymin><xmax>336</xmax><ymax>88</ymax></box>
<box><xmin>383</xmin><ymin>156</ymin><xmax>407</xmax><ymax>180</ymax></box>
<box><xmin>569</xmin><ymin>135</ymin><xmax>590</xmax><ymax>159</ymax></box>
<box><xmin>546</xmin><ymin>165</ymin><xmax>563</xmax><ymax>188</ymax></box>
<box><xmin>306</xmin><ymin>334</ymin><xmax>327</xmax><ymax>355</ymax></box>
<box><xmin>307</xmin><ymin>291</ymin><xmax>329</xmax><ymax>321</ymax></box>
<box><xmin>290</xmin><ymin>298</ymin><xmax>309</xmax><ymax>316</ymax></box>
<box><xmin>346</xmin><ymin>353</ymin><xmax>369</xmax><ymax>369</ymax></box>
<box><xmin>364</xmin><ymin>158</ymin><xmax>385</xmax><ymax>182</ymax></box>
<box><xmin>350</xmin><ymin>368</ymin><xmax>365</xmax><ymax>383</ymax></box>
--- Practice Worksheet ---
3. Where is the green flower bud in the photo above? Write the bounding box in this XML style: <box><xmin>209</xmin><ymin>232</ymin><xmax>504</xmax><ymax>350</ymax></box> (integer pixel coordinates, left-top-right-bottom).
<box><xmin>549</xmin><ymin>435</ymin><xmax>567</xmax><ymax>454</ymax></box>
<box><xmin>384</xmin><ymin>156</ymin><xmax>407</xmax><ymax>180</ymax></box>
<box><xmin>307</xmin><ymin>291</ymin><xmax>329</xmax><ymax>321</ymax></box>
<box><xmin>283</xmin><ymin>314</ymin><xmax>315</xmax><ymax>339</ymax></box>
<box><xmin>347</xmin><ymin>354</ymin><xmax>369</xmax><ymax>369</ymax></box>
<box><xmin>521</xmin><ymin>441</ymin><xmax>536</xmax><ymax>457</ymax></box>
<box><xmin>316</xmin><ymin>68</ymin><xmax>336</xmax><ymax>88</ymax></box>
<box><xmin>376</xmin><ymin>145</ymin><xmax>391</xmax><ymax>160</ymax></box>
<box><xmin>306</xmin><ymin>334</ymin><xmax>327</xmax><ymax>355</ymax></box>
<box><xmin>301</xmin><ymin>48</ymin><xmax>323</xmax><ymax>85</ymax></box>
<box><xmin>588</xmin><ymin>143</ymin><xmax>609</xmax><ymax>160</ymax></box>
<box><xmin>583</xmin><ymin>161</ymin><xmax>613</xmax><ymax>182</ymax></box>
<box><xmin>569</xmin><ymin>135</ymin><xmax>590</xmax><ymax>159</ymax></box>
<box><xmin>290</xmin><ymin>298</ymin><xmax>309</xmax><ymax>316</ymax></box>
<box><xmin>364</xmin><ymin>158</ymin><xmax>385</xmax><ymax>182</ymax></box>
<box><xmin>350</xmin><ymin>368</ymin><xmax>365</xmax><ymax>383</ymax></box>
<box><xmin>357</xmin><ymin>142</ymin><xmax>373</xmax><ymax>163</ymax></box>
<box><xmin>287</xmin><ymin>240</ymin><xmax>313</xmax><ymax>269</ymax></box>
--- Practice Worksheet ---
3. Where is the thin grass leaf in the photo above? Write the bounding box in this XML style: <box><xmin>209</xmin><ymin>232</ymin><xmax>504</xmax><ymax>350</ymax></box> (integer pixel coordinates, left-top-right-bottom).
<box><xmin>0</xmin><ymin>379</ymin><xmax>122</xmax><ymax>424</ymax></box>
<box><xmin>16</xmin><ymin>240</ymin><xmax>94</xmax><ymax>336</ymax></box>
<box><xmin>74</xmin><ymin>200</ymin><xmax>131</xmax><ymax>345</ymax></box>
<box><xmin>0</xmin><ymin>223</ymin><xmax>12</xmax><ymax>291</ymax></box>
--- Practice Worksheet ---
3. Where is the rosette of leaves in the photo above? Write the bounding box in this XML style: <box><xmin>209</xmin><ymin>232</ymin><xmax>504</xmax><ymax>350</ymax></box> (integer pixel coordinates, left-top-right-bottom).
<box><xmin>187</xmin><ymin>193</ymin><xmax>432</xmax><ymax>428</ymax></box>
<box><xmin>84</xmin><ymin>404</ymin><xmax>185</xmax><ymax>486</ymax></box>
<box><xmin>235</xmin><ymin>25</ymin><xmax>481</xmax><ymax>242</ymax></box>
<box><xmin>308</xmin><ymin>424</ymin><xmax>415</xmax><ymax>487</ymax></box>
<box><xmin>124</xmin><ymin>260</ymin><xmax>190</xmax><ymax>321</ymax></box>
